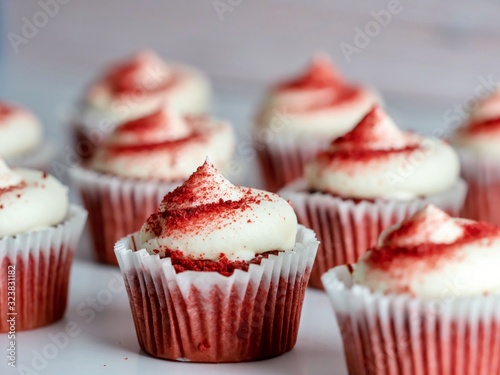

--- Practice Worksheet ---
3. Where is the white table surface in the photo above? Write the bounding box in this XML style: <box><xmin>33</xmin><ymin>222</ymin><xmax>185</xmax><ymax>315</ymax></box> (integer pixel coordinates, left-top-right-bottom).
<box><xmin>1</xmin><ymin>259</ymin><xmax>347</xmax><ymax>375</ymax></box>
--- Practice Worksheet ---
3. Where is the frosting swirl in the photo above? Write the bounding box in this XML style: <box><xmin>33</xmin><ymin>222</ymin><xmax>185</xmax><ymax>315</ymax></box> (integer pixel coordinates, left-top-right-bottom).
<box><xmin>353</xmin><ymin>205</ymin><xmax>500</xmax><ymax>298</ymax></box>
<box><xmin>90</xmin><ymin>106</ymin><xmax>235</xmax><ymax>180</ymax></box>
<box><xmin>255</xmin><ymin>54</ymin><xmax>379</xmax><ymax>138</ymax></box>
<box><xmin>305</xmin><ymin>106</ymin><xmax>460</xmax><ymax>199</ymax></box>
<box><xmin>0</xmin><ymin>159</ymin><xmax>68</xmax><ymax>237</ymax></box>
<box><xmin>453</xmin><ymin>90</ymin><xmax>500</xmax><ymax>158</ymax></box>
<box><xmin>0</xmin><ymin>102</ymin><xmax>42</xmax><ymax>158</ymax></box>
<box><xmin>138</xmin><ymin>161</ymin><xmax>297</xmax><ymax>261</ymax></box>
<box><xmin>81</xmin><ymin>50</ymin><xmax>211</xmax><ymax>127</ymax></box>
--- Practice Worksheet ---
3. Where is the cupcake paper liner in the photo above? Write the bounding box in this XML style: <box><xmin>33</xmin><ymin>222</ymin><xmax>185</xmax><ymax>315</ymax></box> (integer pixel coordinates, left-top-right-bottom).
<box><xmin>254</xmin><ymin>133</ymin><xmax>329</xmax><ymax>192</ymax></box>
<box><xmin>69</xmin><ymin>166</ymin><xmax>181</xmax><ymax>265</ymax></box>
<box><xmin>114</xmin><ymin>225</ymin><xmax>318</xmax><ymax>363</ymax></box>
<box><xmin>280</xmin><ymin>179</ymin><xmax>467</xmax><ymax>289</ymax></box>
<box><xmin>0</xmin><ymin>205</ymin><xmax>87</xmax><ymax>332</ymax></box>
<box><xmin>459</xmin><ymin>150</ymin><xmax>500</xmax><ymax>226</ymax></box>
<box><xmin>322</xmin><ymin>266</ymin><xmax>500</xmax><ymax>375</ymax></box>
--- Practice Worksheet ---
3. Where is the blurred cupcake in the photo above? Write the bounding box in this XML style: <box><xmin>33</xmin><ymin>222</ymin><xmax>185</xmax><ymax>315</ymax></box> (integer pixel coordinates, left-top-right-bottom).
<box><xmin>70</xmin><ymin>105</ymin><xmax>235</xmax><ymax>265</ymax></box>
<box><xmin>452</xmin><ymin>90</ymin><xmax>500</xmax><ymax>226</ymax></box>
<box><xmin>71</xmin><ymin>50</ymin><xmax>211</xmax><ymax>161</ymax></box>
<box><xmin>115</xmin><ymin>161</ymin><xmax>318</xmax><ymax>362</ymax></box>
<box><xmin>322</xmin><ymin>205</ymin><xmax>500</xmax><ymax>375</ymax></box>
<box><xmin>0</xmin><ymin>100</ymin><xmax>55</xmax><ymax>169</ymax></box>
<box><xmin>254</xmin><ymin>54</ymin><xmax>379</xmax><ymax>192</ymax></box>
<box><xmin>0</xmin><ymin>159</ymin><xmax>87</xmax><ymax>332</ymax></box>
<box><xmin>280</xmin><ymin>106</ymin><xmax>466</xmax><ymax>289</ymax></box>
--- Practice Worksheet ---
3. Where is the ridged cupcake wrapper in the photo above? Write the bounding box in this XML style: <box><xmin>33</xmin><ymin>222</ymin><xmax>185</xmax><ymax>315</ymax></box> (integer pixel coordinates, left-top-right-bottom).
<box><xmin>114</xmin><ymin>225</ymin><xmax>319</xmax><ymax>363</ymax></box>
<box><xmin>254</xmin><ymin>133</ymin><xmax>329</xmax><ymax>192</ymax></box>
<box><xmin>280</xmin><ymin>179</ymin><xmax>467</xmax><ymax>289</ymax></box>
<box><xmin>0</xmin><ymin>205</ymin><xmax>87</xmax><ymax>332</ymax></box>
<box><xmin>6</xmin><ymin>142</ymin><xmax>57</xmax><ymax>171</ymax></box>
<box><xmin>322</xmin><ymin>266</ymin><xmax>500</xmax><ymax>375</ymax></box>
<box><xmin>69</xmin><ymin>165</ymin><xmax>181</xmax><ymax>265</ymax></box>
<box><xmin>458</xmin><ymin>150</ymin><xmax>500</xmax><ymax>225</ymax></box>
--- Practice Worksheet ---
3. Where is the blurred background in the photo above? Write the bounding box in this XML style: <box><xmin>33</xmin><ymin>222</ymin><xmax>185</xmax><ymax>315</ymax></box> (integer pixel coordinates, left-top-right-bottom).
<box><xmin>1</xmin><ymin>0</ymin><xmax>499</xmax><ymax>176</ymax></box>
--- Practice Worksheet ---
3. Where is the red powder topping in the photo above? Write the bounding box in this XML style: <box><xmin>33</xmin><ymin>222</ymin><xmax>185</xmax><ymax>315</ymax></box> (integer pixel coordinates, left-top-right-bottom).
<box><xmin>160</xmin><ymin>249</ymin><xmax>281</xmax><ymax>277</ymax></box>
<box><xmin>316</xmin><ymin>145</ymin><xmax>420</xmax><ymax>162</ymax></box>
<box><xmin>115</xmin><ymin>109</ymin><xmax>165</xmax><ymax>134</ymax></box>
<box><xmin>277</xmin><ymin>56</ymin><xmax>342</xmax><ymax>91</ymax></box>
<box><xmin>462</xmin><ymin>117</ymin><xmax>500</xmax><ymax>135</ymax></box>
<box><xmin>0</xmin><ymin>181</ymin><xmax>26</xmax><ymax>197</ymax></box>
<box><xmin>104</xmin><ymin>132</ymin><xmax>203</xmax><ymax>155</ymax></box>
<box><xmin>42</xmin><ymin>171</ymin><xmax>48</xmax><ymax>179</ymax></box>
<box><xmin>367</xmin><ymin>222</ymin><xmax>500</xmax><ymax>270</ymax></box>
<box><xmin>0</xmin><ymin>103</ymin><xmax>14</xmax><ymax>121</ymax></box>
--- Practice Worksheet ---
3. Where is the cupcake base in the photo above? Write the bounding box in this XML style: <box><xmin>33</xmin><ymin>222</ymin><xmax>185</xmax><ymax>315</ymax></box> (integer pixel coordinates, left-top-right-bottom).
<box><xmin>115</xmin><ymin>225</ymin><xmax>318</xmax><ymax>362</ymax></box>
<box><xmin>0</xmin><ymin>205</ymin><xmax>87</xmax><ymax>332</ymax></box>
<box><xmin>70</xmin><ymin>166</ymin><xmax>180</xmax><ymax>265</ymax></box>
<box><xmin>280</xmin><ymin>179</ymin><xmax>467</xmax><ymax>289</ymax></box>
<box><xmin>323</xmin><ymin>266</ymin><xmax>500</xmax><ymax>375</ymax></box>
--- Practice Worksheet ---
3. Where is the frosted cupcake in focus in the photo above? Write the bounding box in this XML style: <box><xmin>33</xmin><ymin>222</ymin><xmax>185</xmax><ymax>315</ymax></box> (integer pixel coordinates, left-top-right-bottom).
<box><xmin>70</xmin><ymin>105</ymin><xmax>235</xmax><ymax>264</ymax></box>
<box><xmin>0</xmin><ymin>100</ymin><xmax>54</xmax><ymax>169</ymax></box>
<box><xmin>323</xmin><ymin>205</ymin><xmax>500</xmax><ymax>375</ymax></box>
<box><xmin>280</xmin><ymin>105</ymin><xmax>466</xmax><ymax>288</ymax></box>
<box><xmin>0</xmin><ymin>159</ymin><xmax>87</xmax><ymax>332</ymax></box>
<box><xmin>254</xmin><ymin>54</ymin><xmax>379</xmax><ymax>191</ymax></box>
<box><xmin>115</xmin><ymin>160</ymin><xmax>318</xmax><ymax>362</ymax></box>
<box><xmin>453</xmin><ymin>89</ymin><xmax>500</xmax><ymax>226</ymax></box>
<box><xmin>71</xmin><ymin>50</ymin><xmax>211</xmax><ymax>160</ymax></box>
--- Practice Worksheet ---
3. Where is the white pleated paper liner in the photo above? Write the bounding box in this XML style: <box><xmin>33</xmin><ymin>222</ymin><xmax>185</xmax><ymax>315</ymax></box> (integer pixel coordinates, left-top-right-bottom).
<box><xmin>7</xmin><ymin>141</ymin><xmax>57</xmax><ymax>171</ymax></box>
<box><xmin>253</xmin><ymin>131</ymin><xmax>330</xmax><ymax>192</ymax></box>
<box><xmin>114</xmin><ymin>225</ymin><xmax>319</xmax><ymax>363</ymax></box>
<box><xmin>279</xmin><ymin>179</ymin><xmax>467</xmax><ymax>289</ymax></box>
<box><xmin>0</xmin><ymin>205</ymin><xmax>87</xmax><ymax>332</ymax></box>
<box><xmin>322</xmin><ymin>266</ymin><xmax>500</xmax><ymax>375</ymax></box>
<box><xmin>69</xmin><ymin>165</ymin><xmax>181</xmax><ymax>265</ymax></box>
<box><xmin>458</xmin><ymin>149</ymin><xmax>500</xmax><ymax>226</ymax></box>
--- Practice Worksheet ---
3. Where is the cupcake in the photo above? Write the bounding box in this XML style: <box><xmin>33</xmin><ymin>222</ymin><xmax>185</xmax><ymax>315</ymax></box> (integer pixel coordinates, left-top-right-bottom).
<box><xmin>322</xmin><ymin>205</ymin><xmax>500</xmax><ymax>375</ymax></box>
<box><xmin>254</xmin><ymin>54</ymin><xmax>379</xmax><ymax>192</ymax></box>
<box><xmin>0</xmin><ymin>159</ymin><xmax>87</xmax><ymax>332</ymax></box>
<box><xmin>114</xmin><ymin>161</ymin><xmax>318</xmax><ymax>362</ymax></box>
<box><xmin>70</xmin><ymin>105</ymin><xmax>235</xmax><ymax>265</ymax></box>
<box><xmin>280</xmin><ymin>105</ymin><xmax>467</xmax><ymax>289</ymax></box>
<box><xmin>0</xmin><ymin>100</ymin><xmax>54</xmax><ymax>169</ymax></box>
<box><xmin>71</xmin><ymin>50</ymin><xmax>211</xmax><ymax>161</ymax></box>
<box><xmin>452</xmin><ymin>90</ymin><xmax>500</xmax><ymax>226</ymax></box>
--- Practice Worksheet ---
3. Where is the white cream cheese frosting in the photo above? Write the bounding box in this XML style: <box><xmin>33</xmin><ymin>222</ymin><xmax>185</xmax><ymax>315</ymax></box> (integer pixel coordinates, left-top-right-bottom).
<box><xmin>353</xmin><ymin>205</ymin><xmax>500</xmax><ymax>299</ymax></box>
<box><xmin>453</xmin><ymin>89</ymin><xmax>500</xmax><ymax>158</ymax></box>
<box><xmin>79</xmin><ymin>50</ymin><xmax>211</xmax><ymax>129</ymax></box>
<box><xmin>0</xmin><ymin>102</ymin><xmax>42</xmax><ymax>159</ymax></box>
<box><xmin>90</xmin><ymin>106</ymin><xmax>235</xmax><ymax>181</ymax></box>
<box><xmin>138</xmin><ymin>161</ymin><xmax>297</xmax><ymax>261</ymax></box>
<box><xmin>255</xmin><ymin>55</ymin><xmax>379</xmax><ymax>139</ymax></box>
<box><xmin>305</xmin><ymin>105</ymin><xmax>460</xmax><ymax>200</ymax></box>
<box><xmin>0</xmin><ymin>159</ymin><xmax>68</xmax><ymax>237</ymax></box>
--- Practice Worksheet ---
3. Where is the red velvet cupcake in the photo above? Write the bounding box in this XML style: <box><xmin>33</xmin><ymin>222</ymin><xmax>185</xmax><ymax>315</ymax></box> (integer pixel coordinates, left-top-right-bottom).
<box><xmin>253</xmin><ymin>54</ymin><xmax>380</xmax><ymax>192</ymax></box>
<box><xmin>0</xmin><ymin>159</ymin><xmax>87</xmax><ymax>332</ymax></box>
<box><xmin>70</xmin><ymin>50</ymin><xmax>211</xmax><ymax>161</ymax></box>
<box><xmin>114</xmin><ymin>161</ymin><xmax>318</xmax><ymax>362</ymax></box>
<box><xmin>70</xmin><ymin>105</ymin><xmax>235</xmax><ymax>265</ymax></box>
<box><xmin>453</xmin><ymin>90</ymin><xmax>500</xmax><ymax>226</ymax></box>
<box><xmin>323</xmin><ymin>205</ymin><xmax>500</xmax><ymax>375</ymax></box>
<box><xmin>280</xmin><ymin>106</ymin><xmax>466</xmax><ymax>289</ymax></box>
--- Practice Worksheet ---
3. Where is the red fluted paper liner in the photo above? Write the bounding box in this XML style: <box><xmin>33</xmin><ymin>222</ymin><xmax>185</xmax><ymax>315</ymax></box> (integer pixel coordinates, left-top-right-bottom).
<box><xmin>114</xmin><ymin>225</ymin><xmax>318</xmax><ymax>363</ymax></box>
<box><xmin>254</xmin><ymin>133</ymin><xmax>329</xmax><ymax>192</ymax></box>
<box><xmin>322</xmin><ymin>266</ymin><xmax>500</xmax><ymax>375</ymax></box>
<box><xmin>7</xmin><ymin>142</ymin><xmax>57</xmax><ymax>171</ymax></box>
<box><xmin>69</xmin><ymin>165</ymin><xmax>181</xmax><ymax>265</ymax></box>
<box><xmin>458</xmin><ymin>150</ymin><xmax>500</xmax><ymax>226</ymax></box>
<box><xmin>280</xmin><ymin>179</ymin><xmax>467</xmax><ymax>289</ymax></box>
<box><xmin>0</xmin><ymin>205</ymin><xmax>87</xmax><ymax>332</ymax></box>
